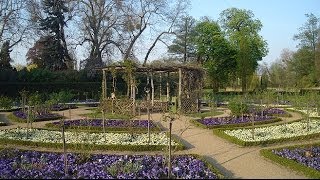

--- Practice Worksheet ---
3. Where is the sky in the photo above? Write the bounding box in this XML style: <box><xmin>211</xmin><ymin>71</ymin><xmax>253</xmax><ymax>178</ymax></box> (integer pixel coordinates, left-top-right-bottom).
<box><xmin>189</xmin><ymin>0</ymin><xmax>320</xmax><ymax>66</ymax></box>
<box><xmin>10</xmin><ymin>0</ymin><xmax>320</xmax><ymax>68</ymax></box>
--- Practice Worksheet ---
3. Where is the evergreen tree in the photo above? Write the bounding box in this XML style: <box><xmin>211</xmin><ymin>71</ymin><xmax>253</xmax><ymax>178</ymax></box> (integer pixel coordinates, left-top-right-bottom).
<box><xmin>168</xmin><ymin>16</ymin><xmax>197</xmax><ymax>63</ymax></box>
<box><xmin>0</xmin><ymin>41</ymin><xmax>13</xmax><ymax>69</ymax></box>
<box><xmin>39</xmin><ymin>0</ymin><xmax>72</xmax><ymax>70</ymax></box>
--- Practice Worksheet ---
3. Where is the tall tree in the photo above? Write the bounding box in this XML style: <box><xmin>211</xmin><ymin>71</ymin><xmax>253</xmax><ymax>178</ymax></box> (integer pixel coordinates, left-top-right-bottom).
<box><xmin>39</xmin><ymin>0</ymin><xmax>73</xmax><ymax>70</ymax></box>
<box><xmin>0</xmin><ymin>41</ymin><xmax>13</xmax><ymax>69</ymax></box>
<box><xmin>193</xmin><ymin>18</ymin><xmax>236</xmax><ymax>92</ymax></box>
<box><xmin>117</xmin><ymin>0</ymin><xmax>168</xmax><ymax>62</ymax></box>
<box><xmin>293</xmin><ymin>13</ymin><xmax>320</xmax><ymax>85</ymax></box>
<box><xmin>143</xmin><ymin>0</ymin><xmax>188</xmax><ymax>66</ymax></box>
<box><xmin>0</xmin><ymin>0</ymin><xmax>28</xmax><ymax>48</ymax></box>
<box><xmin>219</xmin><ymin>8</ymin><xmax>268</xmax><ymax>93</ymax></box>
<box><xmin>167</xmin><ymin>15</ymin><xmax>196</xmax><ymax>63</ymax></box>
<box><xmin>79</xmin><ymin>0</ymin><xmax>121</xmax><ymax>69</ymax></box>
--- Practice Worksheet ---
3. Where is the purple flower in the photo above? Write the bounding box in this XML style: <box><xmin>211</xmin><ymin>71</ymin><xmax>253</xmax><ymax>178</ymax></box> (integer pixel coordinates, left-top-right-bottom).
<box><xmin>0</xmin><ymin>149</ymin><xmax>220</xmax><ymax>179</ymax></box>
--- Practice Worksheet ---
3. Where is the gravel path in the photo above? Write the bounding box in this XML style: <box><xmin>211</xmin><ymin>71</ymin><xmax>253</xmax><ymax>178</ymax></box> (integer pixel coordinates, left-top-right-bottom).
<box><xmin>0</xmin><ymin>106</ymin><xmax>315</xmax><ymax>179</ymax></box>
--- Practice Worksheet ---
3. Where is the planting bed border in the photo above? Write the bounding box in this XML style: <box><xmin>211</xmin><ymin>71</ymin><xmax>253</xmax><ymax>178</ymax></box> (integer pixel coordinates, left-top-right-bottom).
<box><xmin>210</xmin><ymin>117</ymin><xmax>320</xmax><ymax>147</ymax></box>
<box><xmin>260</xmin><ymin>142</ymin><xmax>320</xmax><ymax>178</ymax></box>
<box><xmin>0</xmin><ymin>128</ymin><xmax>185</xmax><ymax>152</ymax></box>
<box><xmin>7</xmin><ymin>112</ymin><xmax>64</xmax><ymax>123</ymax></box>
<box><xmin>191</xmin><ymin>117</ymin><xmax>282</xmax><ymax>129</ymax></box>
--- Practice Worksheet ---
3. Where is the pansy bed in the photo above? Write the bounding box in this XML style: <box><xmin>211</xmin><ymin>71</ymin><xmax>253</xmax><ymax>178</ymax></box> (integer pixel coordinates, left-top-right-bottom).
<box><xmin>51</xmin><ymin>104</ymin><xmax>78</xmax><ymax>111</ymax></box>
<box><xmin>192</xmin><ymin>115</ymin><xmax>281</xmax><ymax>129</ymax></box>
<box><xmin>260</xmin><ymin>144</ymin><xmax>320</xmax><ymax>178</ymax></box>
<box><xmin>0</xmin><ymin>128</ymin><xmax>184</xmax><ymax>151</ymax></box>
<box><xmin>253</xmin><ymin>108</ymin><xmax>291</xmax><ymax>117</ymax></box>
<box><xmin>213</xmin><ymin>119</ymin><xmax>320</xmax><ymax>146</ymax></box>
<box><xmin>45</xmin><ymin>119</ymin><xmax>162</xmax><ymax>132</ymax></box>
<box><xmin>8</xmin><ymin>111</ymin><xmax>63</xmax><ymax>123</ymax></box>
<box><xmin>0</xmin><ymin>148</ymin><xmax>223</xmax><ymax>179</ymax></box>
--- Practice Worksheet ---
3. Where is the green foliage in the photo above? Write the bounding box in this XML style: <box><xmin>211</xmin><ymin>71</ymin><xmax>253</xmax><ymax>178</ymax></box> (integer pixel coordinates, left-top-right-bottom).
<box><xmin>228</xmin><ymin>96</ymin><xmax>249</xmax><ymax>117</ymax></box>
<box><xmin>28</xmin><ymin>92</ymin><xmax>43</xmax><ymax>106</ymax></box>
<box><xmin>193</xmin><ymin>19</ymin><xmax>237</xmax><ymax>91</ymax></box>
<box><xmin>47</xmin><ymin>90</ymin><xmax>75</xmax><ymax>104</ymax></box>
<box><xmin>0</xmin><ymin>41</ymin><xmax>13</xmax><ymax>70</ymax></box>
<box><xmin>219</xmin><ymin>8</ymin><xmax>268</xmax><ymax>92</ymax></box>
<box><xmin>0</xmin><ymin>96</ymin><xmax>13</xmax><ymax>110</ymax></box>
<box><xmin>168</xmin><ymin>16</ymin><xmax>197</xmax><ymax>62</ymax></box>
<box><xmin>7</xmin><ymin>113</ymin><xmax>63</xmax><ymax>123</ymax></box>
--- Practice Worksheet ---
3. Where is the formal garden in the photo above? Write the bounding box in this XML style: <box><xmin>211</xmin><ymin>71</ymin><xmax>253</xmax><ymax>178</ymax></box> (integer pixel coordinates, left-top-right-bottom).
<box><xmin>1</xmin><ymin>65</ymin><xmax>320</xmax><ymax>178</ymax></box>
<box><xmin>1</xmin><ymin>0</ymin><xmax>320</xmax><ymax>178</ymax></box>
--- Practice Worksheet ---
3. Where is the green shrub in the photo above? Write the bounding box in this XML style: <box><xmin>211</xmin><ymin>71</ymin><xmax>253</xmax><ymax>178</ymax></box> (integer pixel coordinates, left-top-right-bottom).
<box><xmin>228</xmin><ymin>99</ymin><xmax>249</xmax><ymax>117</ymax></box>
<box><xmin>0</xmin><ymin>96</ymin><xmax>13</xmax><ymax>110</ymax></box>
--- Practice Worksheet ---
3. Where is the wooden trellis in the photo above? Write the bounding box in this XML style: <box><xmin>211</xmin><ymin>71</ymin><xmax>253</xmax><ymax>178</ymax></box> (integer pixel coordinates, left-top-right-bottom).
<box><xmin>99</xmin><ymin>63</ymin><xmax>204</xmax><ymax>114</ymax></box>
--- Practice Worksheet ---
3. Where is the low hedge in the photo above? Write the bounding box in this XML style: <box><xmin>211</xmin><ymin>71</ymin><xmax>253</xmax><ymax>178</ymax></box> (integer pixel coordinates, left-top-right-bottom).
<box><xmin>260</xmin><ymin>143</ymin><xmax>320</xmax><ymax>178</ymax></box>
<box><xmin>0</xmin><ymin>129</ymin><xmax>185</xmax><ymax>152</ymax></box>
<box><xmin>7</xmin><ymin>113</ymin><xmax>64</xmax><ymax>123</ymax></box>
<box><xmin>0</xmin><ymin>122</ymin><xmax>7</xmax><ymax>126</ymax></box>
<box><xmin>188</xmin><ymin>154</ymin><xmax>225</xmax><ymax>179</ymax></box>
<box><xmin>212</xmin><ymin>118</ymin><xmax>320</xmax><ymax>147</ymax></box>
<box><xmin>191</xmin><ymin>117</ymin><xmax>282</xmax><ymax>129</ymax></box>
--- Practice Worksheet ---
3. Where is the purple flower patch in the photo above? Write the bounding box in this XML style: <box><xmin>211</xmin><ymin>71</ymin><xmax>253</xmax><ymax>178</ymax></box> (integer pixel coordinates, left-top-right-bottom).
<box><xmin>12</xmin><ymin>111</ymin><xmax>62</xmax><ymax>121</ymax></box>
<box><xmin>197</xmin><ymin>115</ymin><xmax>274</xmax><ymax>127</ymax></box>
<box><xmin>50</xmin><ymin>119</ymin><xmax>156</xmax><ymax>128</ymax></box>
<box><xmin>0</xmin><ymin>149</ymin><xmax>220</xmax><ymax>179</ymax></box>
<box><xmin>272</xmin><ymin>146</ymin><xmax>320</xmax><ymax>171</ymax></box>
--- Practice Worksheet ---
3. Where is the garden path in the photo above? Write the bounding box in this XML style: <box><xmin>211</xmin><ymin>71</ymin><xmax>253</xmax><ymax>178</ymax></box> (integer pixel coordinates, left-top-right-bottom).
<box><xmin>0</xmin><ymin>107</ymin><xmax>318</xmax><ymax>178</ymax></box>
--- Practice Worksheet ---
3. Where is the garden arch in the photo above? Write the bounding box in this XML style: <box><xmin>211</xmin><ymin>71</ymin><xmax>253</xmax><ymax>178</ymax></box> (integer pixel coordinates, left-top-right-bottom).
<box><xmin>100</xmin><ymin>64</ymin><xmax>204</xmax><ymax>114</ymax></box>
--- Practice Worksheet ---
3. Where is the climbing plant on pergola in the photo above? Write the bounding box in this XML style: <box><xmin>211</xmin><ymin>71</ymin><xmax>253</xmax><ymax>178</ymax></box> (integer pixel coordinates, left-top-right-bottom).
<box><xmin>100</xmin><ymin>62</ymin><xmax>204</xmax><ymax>114</ymax></box>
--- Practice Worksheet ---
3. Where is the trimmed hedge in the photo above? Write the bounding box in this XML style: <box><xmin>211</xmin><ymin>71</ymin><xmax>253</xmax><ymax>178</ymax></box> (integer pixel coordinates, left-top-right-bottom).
<box><xmin>7</xmin><ymin>113</ymin><xmax>64</xmax><ymax>123</ymax></box>
<box><xmin>188</xmin><ymin>154</ymin><xmax>225</xmax><ymax>179</ymax></box>
<box><xmin>191</xmin><ymin>117</ymin><xmax>282</xmax><ymax>129</ymax></box>
<box><xmin>211</xmin><ymin>118</ymin><xmax>320</xmax><ymax>147</ymax></box>
<box><xmin>0</xmin><ymin>128</ymin><xmax>185</xmax><ymax>152</ymax></box>
<box><xmin>260</xmin><ymin>143</ymin><xmax>320</xmax><ymax>178</ymax></box>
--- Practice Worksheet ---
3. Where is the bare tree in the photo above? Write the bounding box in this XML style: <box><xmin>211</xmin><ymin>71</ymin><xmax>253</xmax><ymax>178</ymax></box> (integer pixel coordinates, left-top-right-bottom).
<box><xmin>142</xmin><ymin>0</ymin><xmax>188</xmax><ymax>66</ymax></box>
<box><xmin>116</xmin><ymin>0</ymin><xmax>168</xmax><ymax>61</ymax></box>
<box><xmin>0</xmin><ymin>0</ymin><xmax>29</xmax><ymax>48</ymax></box>
<box><xmin>78</xmin><ymin>0</ymin><xmax>122</xmax><ymax>69</ymax></box>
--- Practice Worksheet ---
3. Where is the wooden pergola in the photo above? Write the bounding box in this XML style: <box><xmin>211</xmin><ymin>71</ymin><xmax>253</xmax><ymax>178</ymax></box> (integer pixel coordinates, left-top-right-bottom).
<box><xmin>100</xmin><ymin>64</ymin><xmax>204</xmax><ymax>114</ymax></box>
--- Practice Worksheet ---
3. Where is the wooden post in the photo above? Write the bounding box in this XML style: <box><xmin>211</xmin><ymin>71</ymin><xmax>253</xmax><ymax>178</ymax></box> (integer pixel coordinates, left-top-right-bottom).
<box><xmin>168</xmin><ymin>119</ymin><xmax>172</xmax><ymax>179</ymax></box>
<box><xmin>61</xmin><ymin>113</ymin><xmax>68</xmax><ymax>176</ymax></box>
<box><xmin>102</xmin><ymin>70</ymin><xmax>106</xmax><ymax>99</ymax></box>
<box><xmin>159</xmin><ymin>73</ymin><xmax>162</xmax><ymax>99</ymax></box>
<box><xmin>178</xmin><ymin>68</ymin><xmax>182</xmax><ymax>111</ymax></box>
<box><xmin>167</xmin><ymin>72</ymin><xmax>170</xmax><ymax>102</ymax></box>
<box><xmin>151</xmin><ymin>72</ymin><xmax>154</xmax><ymax>107</ymax></box>
<box><xmin>147</xmin><ymin>90</ymin><xmax>150</xmax><ymax>144</ymax></box>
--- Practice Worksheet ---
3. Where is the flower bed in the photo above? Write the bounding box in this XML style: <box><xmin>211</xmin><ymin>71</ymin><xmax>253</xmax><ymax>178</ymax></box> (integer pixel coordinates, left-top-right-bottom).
<box><xmin>8</xmin><ymin>111</ymin><xmax>63</xmax><ymax>123</ymax></box>
<box><xmin>213</xmin><ymin>119</ymin><xmax>320</xmax><ymax>146</ymax></box>
<box><xmin>51</xmin><ymin>104</ymin><xmax>77</xmax><ymax>111</ymax></box>
<box><xmin>287</xmin><ymin>108</ymin><xmax>320</xmax><ymax>118</ymax></box>
<box><xmin>193</xmin><ymin>115</ymin><xmax>281</xmax><ymax>129</ymax></box>
<box><xmin>0</xmin><ymin>128</ymin><xmax>184</xmax><ymax>151</ymax></box>
<box><xmin>260</xmin><ymin>144</ymin><xmax>320</xmax><ymax>178</ymax></box>
<box><xmin>254</xmin><ymin>108</ymin><xmax>291</xmax><ymax>117</ymax></box>
<box><xmin>45</xmin><ymin>119</ymin><xmax>161</xmax><ymax>132</ymax></box>
<box><xmin>0</xmin><ymin>148</ymin><xmax>223</xmax><ymax>179</ymax></box>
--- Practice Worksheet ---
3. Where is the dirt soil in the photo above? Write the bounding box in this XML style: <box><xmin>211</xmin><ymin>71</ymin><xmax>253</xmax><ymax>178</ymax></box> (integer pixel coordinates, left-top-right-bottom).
<box><xmin>0</xmin><ymin>106</ymin><xmax>317</xmax><ymax>179</ymax></box>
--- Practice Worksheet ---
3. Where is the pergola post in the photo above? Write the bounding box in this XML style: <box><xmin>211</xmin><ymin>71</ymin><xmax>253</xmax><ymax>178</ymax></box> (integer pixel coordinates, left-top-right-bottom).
<box><xmin>102</xmin><ymin>70</ymin><xmax>107</xmax><ymax>99</ymax></box>
<box><xmin>159</xmin><ymin>73</ymin><xmax>162</xmax><ymax>99</ymax></box>
<box><xmin>167</xmin><ymin>72</ymin><xmax>170</xmax><ymax>102</ymax></box>
<box><xmin>178</xmin><ymin>68</ymin><xmax>182</xmax><ymax>111</ymax></box>
<box><xmin>151</xmin><ymin>72</ymin><xmax>154</xmax><ymax>106</ymax></box>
